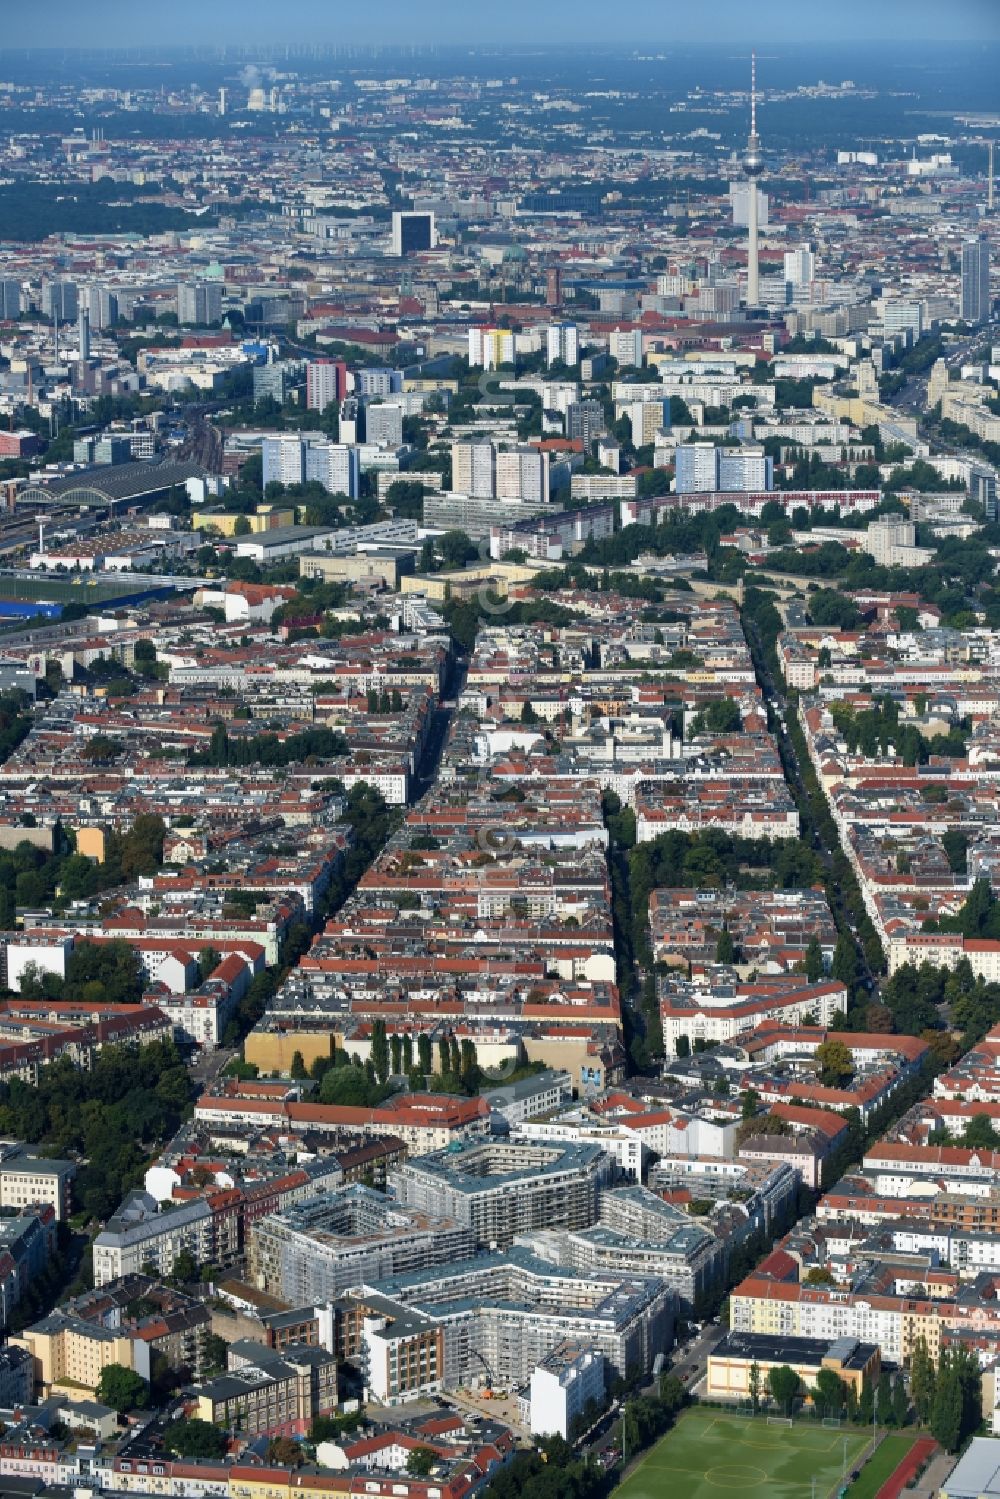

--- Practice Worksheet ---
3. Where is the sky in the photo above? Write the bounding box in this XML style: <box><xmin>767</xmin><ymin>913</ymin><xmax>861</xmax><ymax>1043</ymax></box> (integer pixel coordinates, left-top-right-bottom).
<box><xmin>3</xmin><ymin>0</ymin><xmax>999</xmax><ymax>49</ymax></box>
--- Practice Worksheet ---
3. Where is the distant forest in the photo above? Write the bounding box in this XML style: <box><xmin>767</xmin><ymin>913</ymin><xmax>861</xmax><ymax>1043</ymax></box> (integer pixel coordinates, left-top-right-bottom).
<box><xmin>0</xmin><ymin>180</ymin><xmax>222</xmax><ymax>241</ymax></box>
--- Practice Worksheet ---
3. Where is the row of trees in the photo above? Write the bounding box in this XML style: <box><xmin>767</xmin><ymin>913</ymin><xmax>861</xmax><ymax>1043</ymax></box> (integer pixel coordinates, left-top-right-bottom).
<box><xmin>910</xmin><ymin>1339</ymin><xmax>981</xmax><ymax>1453</ymax></box>
<box><xmin>190</xmin><ymin>723</ymin><xmax>348</xmax><ymax>769</ymax></box>
<box><xmin>828</xmin><ymin>698</ymin><xmax>967</xmax><ymax>766</ymax></box>
<box><xmin>289</xmin><ymin>1026</ymin><xmax>481</xmax><ymax>1103</ymax></box>
<box><xmin>748</xmin><ymin>1362</ymin><xmax>910</xmax><ymax>1426</ymax></box>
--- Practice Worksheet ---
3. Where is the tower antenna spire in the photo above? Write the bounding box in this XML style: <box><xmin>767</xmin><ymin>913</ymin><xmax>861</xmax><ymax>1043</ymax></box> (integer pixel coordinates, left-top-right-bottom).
<box><xmin>751</xmin><ymin>49</ymin><xmax>757</xmax><ymax>140</ymax></box>
<box><xmin>743</xmin><ymin>50</ymin><xmax>763</xmax><ymax>308</ymax></box>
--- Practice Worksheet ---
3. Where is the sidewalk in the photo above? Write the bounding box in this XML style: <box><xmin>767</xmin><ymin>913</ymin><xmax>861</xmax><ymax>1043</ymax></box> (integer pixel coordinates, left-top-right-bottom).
<box><xmin>907</xmin><ymin>1450</ymin><xmax>956</xmax><ymax>1499</ymax></box>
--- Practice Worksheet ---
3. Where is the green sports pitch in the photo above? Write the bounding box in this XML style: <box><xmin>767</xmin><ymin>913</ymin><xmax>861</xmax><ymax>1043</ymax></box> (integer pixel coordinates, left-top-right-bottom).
<box><xmin>614</xmin><ymin>1409</ymin><xmax>873</xmax><ymax>1499</ymax></box>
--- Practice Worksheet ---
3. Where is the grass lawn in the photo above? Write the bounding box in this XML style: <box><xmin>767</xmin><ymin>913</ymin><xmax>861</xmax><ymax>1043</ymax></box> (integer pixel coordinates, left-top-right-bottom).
<box><xmin>843</xmin><ymin>1434</ymin><xmax>923</xmax><ymax>1499</ymax></box>
<box><xmin>615</xmin><ymin>1409</ymin><xmax>873</xmax><ymax>1499</ymax></box>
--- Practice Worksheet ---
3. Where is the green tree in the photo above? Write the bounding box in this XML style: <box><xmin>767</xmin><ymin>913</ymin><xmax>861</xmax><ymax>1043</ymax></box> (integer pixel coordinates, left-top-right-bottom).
<box><xmin>804</xmin><ymin>935</ymin><xmax>824</xmax><ymax>982</ymax></box>
<box><xmin>910</xmin><ymin>1337</ymin><xmax>936</xmax><ymax>1424</ymax></box>
<box><xmin>96</xmin><ymin>1363</ymin><xmax>150</xmax><ymax>1414</ymax></box>
<box><xmin>417</xmin><ymin>1034</ymin><xmax>432</xmax><ymax>1074</ymax></box>
<box><xmin>171</xmin><ymin>1249</ymin><xmax>198</xmax><ymax>1283</ymax></box>
<box><xmin>659</xmin><ymin>1373</ymin><xmax>686</xmax><ymax>1414</ymax></box>
<box><xmin>163</xmin><ymin>1418</ymin><xmax>229</xmax><ymax>1458</ymax></box>
<box><xmin>930</xmin><ymin>1365</ymin><xmax>963</xmax><ymax>1453</ymax></box>
<box><xmin>812</xmin><ymin>1366</ymin><xmax>847</xmax><ymax>1417</ymax></box>
<box><xmin>748</xmin><ymin>1361</ymin><xmax>763</xmax><ymax>1413</ymax></box>
<box><xmin>370</xmin><ymin>1018</ymin><xmax>389</xmax><ymax>1083</ymax></box>
<box><xmin>815</xmin><ymin>1038</ymin><xmax>853</xmax><ymax>1087</ymax></box>
<box><xmin>891</xmin><ymin>1375</ymin><xmax>910</xmax><ymax>1428</ymax></box>
<box><xmin>831</xmin><ymin>933</ymin><xmax>859</xmax><ymax>988</ymax></box>
<box><xmin>715</xmin><ymin>926</ymin><xmax>735</xmax><ymax>964</ymax></box>
<box><xmin>197</xmin><ymin>946</ymin><xmax>221</xmax><ymax>983</ymax></box>
<box><xmin>290</xmin><ymin>1050</ymin><xmax>308</xmax><ymax>1081</ymax></box>
<box><xmin>740</xmin><ymin>1088</ymin><xmax>760</xmax><ymax>1121</ymax></box>
<box><xmin>406</xmin><ymin>1448</ymin><xmax>438</xmax><ymax>1477</ymax></box>
<box><xmin>767</xmin><ymin>1365</ymin><xmax>802</xmax><ymax>1415</ymax></box>
<box><xmin>963</xmin><ymin>1113</ymin><xmax>1000</xmax><ymax>1148</ymax></box>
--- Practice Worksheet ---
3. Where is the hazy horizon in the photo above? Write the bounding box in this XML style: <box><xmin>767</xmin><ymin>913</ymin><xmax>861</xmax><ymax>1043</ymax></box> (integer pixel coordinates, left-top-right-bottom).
<box><xmin>2</xmin><ymin>0</ymin><xmax>998</xmax><ymax>50</ymax></box>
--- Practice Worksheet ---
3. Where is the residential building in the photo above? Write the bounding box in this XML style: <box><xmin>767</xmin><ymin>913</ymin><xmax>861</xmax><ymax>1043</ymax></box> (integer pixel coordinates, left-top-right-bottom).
<box><xmin>546</xmin><ymin>323</ymin><xmax>579</xmax><ymax>367</ymax></box>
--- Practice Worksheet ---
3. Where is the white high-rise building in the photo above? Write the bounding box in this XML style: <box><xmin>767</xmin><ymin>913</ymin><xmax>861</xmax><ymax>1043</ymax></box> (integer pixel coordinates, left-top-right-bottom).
<box><xmin>306</xmin><ymin>360</ymin><xmax>346</xmax><ymax>412</ymax></box>
<box><xmin>81</xmin><ymin>283</ymin><xmax>119</xmax><ymax>329</ymax></box>
<box><xmin>496</xmin><ymin>447</ymin><xmax>549</xmax><ymax>504</ymax></box>
<box><xmin>674</xmin><ymin>443</ymin><xmax>773</xmax><ymax>494</ymax></box>
<box><xmin>609</xmin><ymin>328</ymin><xmax>643</xmax><ymax>368</ymax></box>
<box><xmin>718</xmin><ymin>447</ymin><xmax>773</xmax><ymax>492</ymax></box>
<box><xmin>468</xmin><ymin>327</ymin><xmax>514</xmax><ymax>369</ymax></box>
<box><xmin>177</xmin><ymin>281</ymin><xmax>223</xmax><ymax>326</ymax></box>
<box><xmin>366</xmin><ymin>404</ymin><xmax>404</xmax><ymax>447</ymax></box>
<box><xmin>262</xmin><ymin>436</ymin><xmax>306</xmax><ymax>489</ymax></box>
<box><xmin>546</xmin><ymin>323</ymin><xmax>579</xmax><ymax>367</ymax></box>
<box><xmin>674</xmin><ymin>444</ymin><xmax>721</xmax><ymax>494</ymax></box>
<box><xmin>783</xmin><ymin>245</ymin><xmax>815</xmax><ymax>286</ymax></box>
<box><xmin>305</xmin><ymin>442</ymin><xmax>360</xmax><ymax>498</ymax></box>
<box><xmin>729</xmin><ymin>183</ymin><xmax>768</xmax><ymax>228</ymax></box>
<box><xmin>881</xmin><ymin>301</ymin><xmax>923</xmax><ymax>339</ymax></box>
<box><xmin>452</xmin><ymin>440</ymin><xmax>496</xmax><ymax>498</ymax></box>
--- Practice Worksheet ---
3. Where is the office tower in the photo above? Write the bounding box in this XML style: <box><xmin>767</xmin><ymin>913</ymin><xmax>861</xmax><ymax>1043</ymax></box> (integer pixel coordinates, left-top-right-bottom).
<box><xmin>468</xmin><ymin>327</ymin><xmax>514</xmax><ymax>369</ymax></box>
<box><xmin>305</xmin><ymin>443</ymin><xmax>360</xmax><ymax>498</ymax></box>
<box><xmin>718</xmin><ymin>446</ymin><xmax>773</xmax><ymax>492</ymax></box>
<box><xmin>391</xmin><ymin>211</ymin><xmax>435</xmax><ymax>256</ymax></box>
<box><xmin>94</xmin><ymin>436</ymin><xmax>132</xmax><ymax>466</ymax></box>
<box><xmin>306</xmin><ymin>360</ymin><xmax>348</xmax><ymax>411</ymax></box>
<box><xmin>41</xmin><ymin>280</ymin><xmax>78</xmax><ymax>320</ymax></box>
<box><xmin>783</xmin><ymin>245</ymin><xmax>815</xmax><ymax>286</ymax></box>
<box><xmin>339</xmin><ymin>398</ymin><xmax>364</xmax><ymax>446</ymax></box>
<box><xmin>974</xmin><ymin>471</ymin><xmax>998</xmax><ymax>522</ymax></box>
<box><xmin>608</xmin><ymin>328</ymin><xmax>643</xmax><ymax>368</ymax></box>
<box><xmin>546</xmin><ymin>323</ymin><xmax>579</xmax><ymax>368</ymax></box>
<box><xmin>546</xmin><ymin>267</ymin><xmax>563</xmax><ymax>307</ymax></box>
<box><xmin>496</xmin><ymin>447</ymin><xmax>549</xmax><ymax>504</ymax></box>
<box><xmin>248</xmin><ymin>87</ymin><xmax>267</xmax><ymax>111</ymax></box>
<box><xmin>262</xmin><ymin>436</ymin><xmax>306</xmax><ymax>489</ymax></box>
<box><xmin>882</xmin><ymin>301</ymin><xmax>923</xmax><ymax>339</ymax></box>
<box><xmin>77</xmin><ymin>308</ymin><xmax>90</xmax><ymax>362</ymax></box>
<box><xmin>674</xmin><ymin>444</ymin><xmax>721</xmax><ymax>494</ymax></box>
<box><xmin>961</xmin><ymin>235</ymin><xmax>991</xmax><ymax>326</ymax></box>
<box><xmin>81</xmin><ymin>283</ymin><xmax>118</xmax><ymax>329</ymax></box>
<box><xmin>253</xmin><ymin>362</ymin><xmax>301</xmax><ymax>404</ymax></box>
<box><xmin>218</xmin><ymin>88</ymin><xmax>228</xmax><ymax>117</ymax></box>
<box><xmin>452</xmin><ymin>439</ymin><xmax>496</xmax><ymax>498</ymax></box>
<box><xmin>177</xmin><ymin>281</ymin><xmax>223</xmax><ymax>326</ymax></box>
<box><xmin>743</xmin><ymin>52</ymin><xmax>764</xmax><ymax>306</ymax></box>
<box><xmin>0</xmin><ymin>281</ymin><xmax>20</xmax><ymax>320</ymax></box>
<box><xmin>366</xmin><ymin>404</ymin><xmax>404</xmax><ymax>447</ymax></box>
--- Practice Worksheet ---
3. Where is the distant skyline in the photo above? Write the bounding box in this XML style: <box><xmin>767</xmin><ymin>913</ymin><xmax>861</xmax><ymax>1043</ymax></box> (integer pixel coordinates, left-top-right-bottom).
<box><xmin>2</xmin><ymin>0</ymin><xmax>999</xmax><ymax>50</ymax></box>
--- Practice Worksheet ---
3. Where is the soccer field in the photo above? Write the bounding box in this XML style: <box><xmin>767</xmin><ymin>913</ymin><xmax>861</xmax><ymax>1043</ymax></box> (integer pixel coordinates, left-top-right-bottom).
<box><xmin>615</xmin><ymin>1409</ymin><xmax>873</xmax><ymax>1499</ymax></box>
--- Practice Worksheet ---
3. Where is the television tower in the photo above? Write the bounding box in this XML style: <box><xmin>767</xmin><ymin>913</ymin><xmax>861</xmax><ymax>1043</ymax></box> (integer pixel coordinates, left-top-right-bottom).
<box><xmin>744</xmin><ymin>51</ymin><xmax>764</xmax><ymax>307</ymax></box>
